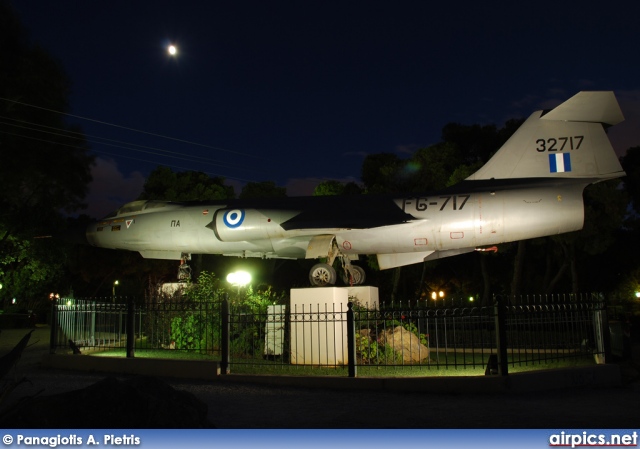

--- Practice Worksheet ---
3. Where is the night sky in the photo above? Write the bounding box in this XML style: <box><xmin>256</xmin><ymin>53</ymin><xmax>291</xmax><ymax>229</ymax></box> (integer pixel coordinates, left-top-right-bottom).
<box><xmin>10</xmin><ymin>1</ymin><xmax>640</xmax><ymax>218</ymax></box>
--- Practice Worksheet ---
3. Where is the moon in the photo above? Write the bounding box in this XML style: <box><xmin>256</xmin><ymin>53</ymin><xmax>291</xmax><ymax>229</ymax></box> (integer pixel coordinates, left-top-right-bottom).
<box><xmin>168</xmin><ymin>44</ymin><xmax>177</xmax><ymax>56</ymax></box>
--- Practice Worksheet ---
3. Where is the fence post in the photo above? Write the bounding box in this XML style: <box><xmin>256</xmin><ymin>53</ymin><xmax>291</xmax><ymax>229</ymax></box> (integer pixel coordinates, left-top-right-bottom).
<box><xmin>494</xmin><ymin>295</ymin><xmax>509</xmax><ymax>376</ymax></box>
<box><xmin>595</xmin><ymin>295</ymin><xmax>609</xmax><ymax>364</ymax></box>
<box><xmin>126</xmin><ymin>297</ymin><xmax>135</xmax><ymax>358</ymax></box>
<box><xmin>221</xmin><ymin>294</ymin><xmax>230</xmax><ymax>374</ymax></box>
<box><xmin>347</xmin><ymin>302</ymin><xmax>357</xmax><ymax>378</ymax></box>
<box><xmin>49</xmin><ymin>298</ymin><xmax>57</xmax><ymax>354</ymax></box>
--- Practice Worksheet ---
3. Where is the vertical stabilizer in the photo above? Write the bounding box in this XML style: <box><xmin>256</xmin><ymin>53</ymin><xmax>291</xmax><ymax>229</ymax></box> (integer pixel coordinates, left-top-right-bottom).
<box><xmin>467</xmin><ymin>91</ymin><xmax>625</xmax><ymax>181</ymax></box>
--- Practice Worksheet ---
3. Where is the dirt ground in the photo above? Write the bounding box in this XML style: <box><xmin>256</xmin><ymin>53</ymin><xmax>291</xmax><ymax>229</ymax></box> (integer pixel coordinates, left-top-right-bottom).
<box><xmin>1</xmin><ymin>325</ymin><xmax>640</xmax><ymax>429</ymax></box>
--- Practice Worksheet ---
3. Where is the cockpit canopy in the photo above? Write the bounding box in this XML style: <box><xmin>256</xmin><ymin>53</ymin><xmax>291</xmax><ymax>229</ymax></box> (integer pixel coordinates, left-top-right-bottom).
<box><xmin>102</xmin><ymin>200</ymin><xmax>183</xmax><ymax>218</ymax></box>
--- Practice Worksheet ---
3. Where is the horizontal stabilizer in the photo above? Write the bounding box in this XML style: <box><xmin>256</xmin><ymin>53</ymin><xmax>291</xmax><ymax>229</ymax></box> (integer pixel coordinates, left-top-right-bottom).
<box><xmin>540</xmin><ymin>91</ymin><xmax>623</xmax><ymax>125</ymax></box>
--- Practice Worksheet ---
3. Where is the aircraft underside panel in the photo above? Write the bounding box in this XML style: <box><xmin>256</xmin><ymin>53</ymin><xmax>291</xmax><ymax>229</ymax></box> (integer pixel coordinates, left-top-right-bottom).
<box><xmin>377</xmin><ymin>251</ymin><xmax>436</xmax><ymax>270</ymax></box>
<box><xmin>221</xmin><ymin>251</ymin><xmax>297</xmax><ymax>260</ymax></box>
<box><xmin>139</xmin><ymin>250</ymin><xmax>184</xmax><ymax>260</ymax></box>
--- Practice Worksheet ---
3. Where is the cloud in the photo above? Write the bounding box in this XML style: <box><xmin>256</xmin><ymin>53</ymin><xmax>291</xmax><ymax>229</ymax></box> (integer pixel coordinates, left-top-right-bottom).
<box><xmin>394</xmin><ymin>144</ymin><xmax>421</xmax><ymax>155</ymax></box>
<box><xmin>80</xmin><ymin>157</ymin><xmax>146</xmax><ymax>218</ymax></box>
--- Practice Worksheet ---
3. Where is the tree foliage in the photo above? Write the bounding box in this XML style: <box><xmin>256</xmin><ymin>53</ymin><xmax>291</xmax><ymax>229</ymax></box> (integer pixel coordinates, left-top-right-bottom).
<box><xmin>239</xmin><ymin>181</ymin><xmax>287</xmax><ymax>199</ymax></box>
<box><xmin>361</xmin><ymin>153</ymin><xmax>404</xmax><ymax>193</ymax></box>
<box><xmin>313</xmin><ymin>180</ymin><xmax>363</xmax><ymax>196</ymax></box>
<box><xmin>0</xmin><ymin>3</ymin><xmax>93</xmax><ymax>223</ymax></box>
<box><xmin>620</xmin><ymin>146</ymin><xmax>640</xmax><ymax>227</ymax></box>
<box><xmin>138</xmin><ymin>166</ymin><xmax>234</xmax><ymax>201</ymax></box>
<box><xmin>0</xmin><ymin>2</ymin><xmax>94</xmax><ymax>305</ymax></box>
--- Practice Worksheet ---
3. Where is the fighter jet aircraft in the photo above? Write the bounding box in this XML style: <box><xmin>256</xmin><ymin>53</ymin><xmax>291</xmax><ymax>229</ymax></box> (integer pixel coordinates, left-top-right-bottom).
<box><xmin>86</xmin><ymin>91</ymin><xmax>626</xmax><ymax>286</ymax></box>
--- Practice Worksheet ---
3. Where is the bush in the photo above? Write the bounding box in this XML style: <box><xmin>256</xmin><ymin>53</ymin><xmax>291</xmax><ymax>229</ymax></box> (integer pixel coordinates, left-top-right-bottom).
<box><xmin>169</xmin><ymin>271</ymin><xmax>286</xmax><ymax>353</ymax></box>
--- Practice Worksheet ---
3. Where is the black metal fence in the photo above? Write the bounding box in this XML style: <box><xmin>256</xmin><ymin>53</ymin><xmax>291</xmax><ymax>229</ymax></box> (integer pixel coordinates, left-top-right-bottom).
<box><xmin>50</xmin><ymin>298</ymin><xmax>222</xmax><ymax>357</ymax></box>
<box><xmin>49</xmin><ymin>293</ymin><xmax>606</xmax><ymax>376</ymax></box>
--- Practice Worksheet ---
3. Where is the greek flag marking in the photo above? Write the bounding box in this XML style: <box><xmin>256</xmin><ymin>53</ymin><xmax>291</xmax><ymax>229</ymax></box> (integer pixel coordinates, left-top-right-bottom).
<box><xmin>549</xmin><ymin>153</ymin><xmax>572</xmax><ymax>173</ymax></box>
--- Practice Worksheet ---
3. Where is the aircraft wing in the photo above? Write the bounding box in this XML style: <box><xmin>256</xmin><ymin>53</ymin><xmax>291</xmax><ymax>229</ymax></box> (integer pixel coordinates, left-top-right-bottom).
<box><xmin>277</xmin><ymin>195</ymin><xmax>417</xmax><ymax>230</ymax></box>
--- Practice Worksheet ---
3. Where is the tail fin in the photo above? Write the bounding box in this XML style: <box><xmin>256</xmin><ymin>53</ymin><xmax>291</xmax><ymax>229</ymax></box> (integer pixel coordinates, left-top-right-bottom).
<box><xmin>467</xmin><ymin>91</ymin><xmax>625</xmax><ymax>181</ymax></box>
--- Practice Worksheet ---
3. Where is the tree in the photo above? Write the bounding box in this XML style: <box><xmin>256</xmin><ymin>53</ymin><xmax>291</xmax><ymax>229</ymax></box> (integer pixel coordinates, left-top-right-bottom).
<box><xmin>138</xmin><ymin>166</ymin><xmax>234</xmax><ymax>201</ymax></box>
<box><xmin>0</xmin><ymin>3</ymin><xmax>93</xmax><ymax>222</ymax></box>
<box><xmin>313</xmin><ymin>180</ymin><xmax>363</xmax><ymax>196</ymax></box>
<box><xmin>441</xmin><ymin>123</ymin><xmax>500</xmax><ymax>164</ymax></box>
<box><xmin>620</xmin><ymin>146</ymin><xmax>640</xmax><ymax>228</ymax></box>
<box><xmin>404</xmin><ymin>142</ymin><xmax>462</xmax><ymax>192</ymax></box>
<box><xmin>0</xmin><ymin>2</ymin><xmax>94</xmax><ymax>305</ymax></box>
<box><xmin>361</xmin><ymin>153</ymin><xmax>404</xmax><ymax>193</ymax></box>
<box><xmin>240</xmin><ymin>181</ymin><xmax>286</xmax><ymax>199</ymax></box>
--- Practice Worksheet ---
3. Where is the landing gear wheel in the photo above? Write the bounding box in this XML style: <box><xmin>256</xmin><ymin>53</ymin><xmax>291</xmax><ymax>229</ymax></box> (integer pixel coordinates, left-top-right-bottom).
<box><xmin>342</xmin><ymin>265</ymin><xmax>366</xmax><ymax>286</ymax></box>
<box><xmin>309</xmin><ymin>263</ymin><xmax>337</xmax><ymax>286</ymax></box>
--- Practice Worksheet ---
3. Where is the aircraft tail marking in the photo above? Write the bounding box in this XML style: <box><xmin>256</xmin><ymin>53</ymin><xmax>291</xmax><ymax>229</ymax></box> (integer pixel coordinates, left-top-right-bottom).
<box><xmin>467</xmin><ymin>91</ymin><xmax>625</xmax><ymax>182</ymax></box>
<box><xmin>549</xmin><ymin>153</ymin><xmax>572</xmax><ymax>173</ymax></box>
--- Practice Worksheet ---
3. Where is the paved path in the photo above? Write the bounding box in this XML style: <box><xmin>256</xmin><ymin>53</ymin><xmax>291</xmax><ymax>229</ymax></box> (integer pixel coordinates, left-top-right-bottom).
<box><xmin>1</xmin><ymin>326</ymin><xmax>639</xmax><ymax>429</ymax></box>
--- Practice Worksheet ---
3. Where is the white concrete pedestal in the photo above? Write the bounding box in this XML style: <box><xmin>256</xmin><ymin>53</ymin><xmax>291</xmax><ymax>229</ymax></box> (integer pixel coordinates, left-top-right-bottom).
<box><xmin>289</xmin><ymin>286</ymin><xmax>380</xmax><ymax>365</ymax></box>
<box><xmin>289</xmin><ymin>287</ymin><xmax>349</xmax><ymax>365</ymax></box>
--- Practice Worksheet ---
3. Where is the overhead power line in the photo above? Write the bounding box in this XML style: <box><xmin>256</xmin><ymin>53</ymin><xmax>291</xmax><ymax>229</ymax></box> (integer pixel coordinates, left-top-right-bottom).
<box><xmin>0</xmin><ymin>129</ymin><xmax>258</xmax><ymax>183</ymax></box>
<box><xmin>0</xmin><ymin>96</ymin><xmax>269</xmax><ymax>160</ymax></box>
<box><xmin>0</xmin><ymin>116</ymin><xmax>264</xmax><ymax>175</ymax></box>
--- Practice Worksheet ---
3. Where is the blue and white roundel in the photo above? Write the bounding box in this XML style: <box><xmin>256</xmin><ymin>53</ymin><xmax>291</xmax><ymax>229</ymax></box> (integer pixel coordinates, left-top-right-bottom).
<box><xmin>223</xmin><ymin>209</ymin><xmax>245</xmax><ymax>228</ymax></box>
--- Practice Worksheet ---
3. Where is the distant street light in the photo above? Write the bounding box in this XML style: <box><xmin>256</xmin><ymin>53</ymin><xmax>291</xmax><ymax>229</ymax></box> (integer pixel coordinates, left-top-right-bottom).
<box><xmin>112</xmin><ymin>280</ymin><xmax>119</xmax><ymax>301</ymax></box>
<box><xmin>227</xmin><ymin>271</ymin><xmax>251</xmax><ymax>293</ymax></box>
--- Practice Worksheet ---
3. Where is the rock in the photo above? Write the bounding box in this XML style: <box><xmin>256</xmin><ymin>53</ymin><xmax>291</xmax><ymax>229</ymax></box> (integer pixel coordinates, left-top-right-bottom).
<box><xmin>0</xmin><ymin>376</ymin><xmax>214</xmax><ymax>428</ymax></box>
<box><xmin>379</xmin><ymin>326</ymin><xmax>429</xmax><ymax>362</ymax></box>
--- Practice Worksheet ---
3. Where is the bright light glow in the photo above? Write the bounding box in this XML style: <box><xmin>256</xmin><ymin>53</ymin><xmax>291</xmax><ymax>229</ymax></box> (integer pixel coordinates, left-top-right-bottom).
<box><xmin>227</xmin><ymin>271</ymin><xmax>251</xmax><ymax>287</ymax></box>
<box><xmin>469</xmin><ymin>296</ymin><xmax>474</xmax><ymax>302</ymax></box>
<box><xmin>636</xmin><ymin>292</ymin><xmax>640</xmax><ymax>298</ymax></box>
<box><xmin>114</xmin><ymin>280</ymin><xmax>119</xmax><ymax>286</ymax></box>
<box><xmin>168</xmin><ymin>44</ymin><xmax>177</xmax><ymax>56</ymax></box>
<box><xmin>431</xmin><ymin>292</ymin><xmax>437</xmax><ymax>300</ymax></box>
<box><xmin>439</xmin><ymin>291</ymin><xmax>444</xmax><ymax>298</ymax></box>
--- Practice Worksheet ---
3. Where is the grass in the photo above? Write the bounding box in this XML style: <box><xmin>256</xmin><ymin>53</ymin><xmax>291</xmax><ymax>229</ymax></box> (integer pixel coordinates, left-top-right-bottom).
<box><xmin>84</xmin><ymin>347</ymin><xmax>597</xmax><ymax>378</ymax></box>
<box><xmin>89</xmin><ymin>348</ymin><xmax>215</xmax><ymax>361</ymax></box>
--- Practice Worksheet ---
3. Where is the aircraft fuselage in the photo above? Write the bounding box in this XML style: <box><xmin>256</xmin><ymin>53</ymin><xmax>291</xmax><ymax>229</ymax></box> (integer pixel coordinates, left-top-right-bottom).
<box><xmin>86</xmin><ymin>178</ymin><xmax>587</xmax><ymax>269</ymax></box>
